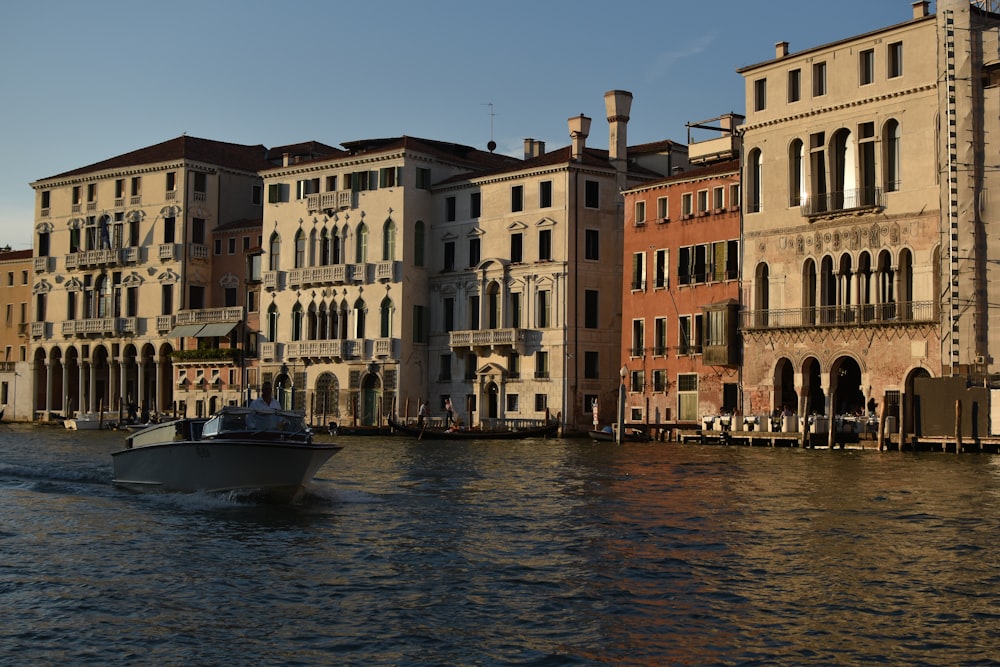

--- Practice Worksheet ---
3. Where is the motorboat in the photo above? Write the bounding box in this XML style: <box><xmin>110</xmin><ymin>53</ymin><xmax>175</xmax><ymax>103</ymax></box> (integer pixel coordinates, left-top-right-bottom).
<box><xmin>65</xmin><ymin>412</ymin><xmax>110</xmax><ymax>430</ymax></box>
<box><xmin>588</xmin><ymin>425</ymin><xmax>649</xmax><ymax>442</ymax></box>
<box><xmin>111</xmin><ymin>406</ymin><xmax>342</xmax><ymax>501</ymax></box>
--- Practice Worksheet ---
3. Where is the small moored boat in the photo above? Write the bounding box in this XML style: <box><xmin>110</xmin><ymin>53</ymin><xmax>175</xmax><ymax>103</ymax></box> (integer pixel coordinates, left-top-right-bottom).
<box><xmin>387</xmin><ymin>415</ymin><xmax>560</xmax><ymax>440</ymax></box>
<box><xmin>111</xmin><ymin>406</ymin><xmax>342</xmax><ymax>501</ymax></box>
<box><xmin>65</xmin><ymin>412</ymin><xmax>110</xmax><ymax>430</ymax></box>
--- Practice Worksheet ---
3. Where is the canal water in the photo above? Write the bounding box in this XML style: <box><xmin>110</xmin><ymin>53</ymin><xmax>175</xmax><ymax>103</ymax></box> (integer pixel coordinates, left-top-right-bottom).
<box><xmin>1</xmin><ymin>423</ymin><xmax>998</xmax><ymax>666</ymax></box>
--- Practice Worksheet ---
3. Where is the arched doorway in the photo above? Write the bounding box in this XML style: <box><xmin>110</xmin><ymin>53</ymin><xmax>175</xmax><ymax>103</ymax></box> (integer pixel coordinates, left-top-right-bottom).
<box><xmin>315</xmin><ymin>372</ymin><xmax>340</xmax><ymax>426</ymax></box>
<box><xmin>360</xmin><ymin>372</ymin><xmax>381</xmax><ymax>426</ymax></box>
<box><xmin>904</xmin><ymin>367</ymin><xmax>932</xmax><ymax>438</ymax></box>
<box><xmin>485</xmin><ymin>381</ymin><xmax>499</xmax><ymax>419</ymax></box>
<box><xmin>803</xmin><ymin>357</ymin><xmax>825</xmax><ymax>417</ymax></box>
<box><xmin>774</xmin><ymin>357</ymin><xmax>797</xmax><ymax>414</ymax></box>
<box><xmin>830</xmin><ymin>356</ymin><xmax>864</xmax><ymax>416</ymax></box>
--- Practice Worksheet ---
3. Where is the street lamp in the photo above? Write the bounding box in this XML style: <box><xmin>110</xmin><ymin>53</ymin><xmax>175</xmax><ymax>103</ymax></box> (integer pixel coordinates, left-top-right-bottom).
<box><xmin>617</xmin><ymin>365</ymin><xmax>628</xmax><ymax>445</ymax></box>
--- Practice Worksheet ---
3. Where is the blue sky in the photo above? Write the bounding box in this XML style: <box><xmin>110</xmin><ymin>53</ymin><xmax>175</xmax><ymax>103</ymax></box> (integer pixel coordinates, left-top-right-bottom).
<box><xmin>0</xmin><ymin>0</ymin><xmax>925</xmax><ymax>250</ymax></box>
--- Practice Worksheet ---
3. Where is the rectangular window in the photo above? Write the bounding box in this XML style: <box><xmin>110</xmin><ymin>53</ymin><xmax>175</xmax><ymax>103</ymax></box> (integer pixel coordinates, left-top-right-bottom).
<box><xmin>224</xmin><ymin>287</ymin><xmax>238</xmax><ymax>308</ymax></box>
<box><xmin>251</xmin><ymin>185</ymin><xmax>262</xmax><ymax>205</ymax></box>
<box><xmin>115</xmin><ymin>179</ymin><xmax>125</xmax><ymax>199</ymax></box>
<box><xmin>470</xmin><ymin>192</ymin><xmax>481</xmax><ymax>218</ymax></box>
<box><xmin>653</xmin><ymin>369</ymin><xmax>667</xmax><ymax>393</ymax></box>
<box><xmin>465</xmin><ymin>354</ymin><xmax>477</xmax><ymax>381</ymax></box>
<box><xmin>163</xmin><ymin>217</ymin><xmax>176</xmax><ymax>244</ymax></box>
<box><xmin>585</xmin><ymin>229</ymin><xmax>599</xmax><ymax>260</ymax></box>
<box><xmin>510</xmin><ymin>293</ymin><xmax>521</xmax><ymax>328</ymax></box>
<box><xmin>443</xmin><ymin>297</ymin><xmax>455</xmax><ymax>332</ymax></box>
<box><xmin>678</xmin><ymin>373</ymin><xmax>698</xmax><ymax>421</ymax></box>
<box><xmin>444</xmin><ymin>241</ymin><xmax>455</xmax><ymax>272</ymax></box>
<box><xmin>188</xmin><ymin>285</ymin><xmax>205</xmax><ymax>310</ymax></box>
<box><xmin>413</xmin><ymin>305</ymin><xmax>428</xmax><ymax>343</ymax></box>
<box><xmin>535</xmin><ymin>352</ymin><xmax>549</xmax><ymax>379</ymax></box>
<box><xmin>193</xmin><ymin>172</ymin><xmax>207</xmax><ymax>193</ymax></box>
<box><xmin>538</xmin><ymin>229</ymin><xmax>552</xmax><ymax>261</ymax></box>
<box><xmin>214</xmin><ymin>239</ymin><xmax>222</xmax><ymax>255</ymax></box>
<box><xmin>379</xmin><ymin>166</ymin><xmax>399</xmax><ymax>188</ymax></box>
<box><xmin>860</xmin><ymin>48</ymin><xmax>875</xmax><ymax>85</ymax></box>
<box><xmin>468</xmin><ymin>237</ymin><xmax>480</xmax><ymax>267</ymax></box>
<box><xmin>536</xmin><ymin>290</ymin><xmax>550</xmax><ymax>328</ymax></box>
<box><xmin>228</xmin><ymin>238</ymin><xmax>236</xmax><ymax>254</ymax></box>
<box><xmin>510</xmin><ymin>233</ymin><xmax>523</xmax><ymax>263</ymax></box>
<box><xmin>446</xmin><ymin>196</ymin><xmax>456</xmax><ymax>222</ymax></box>
<box><xmin>631</xmin><ymin>252</ymin><xmax>646</xmax><ymax>291</ymax></box>
<box><xmin>539</xmin><ymin>181</ymin><xmax>552</xmax><ymax>208</ymax></box>
<box><xmin>416</xmin><ymin>168</ymin><xmax>431</xmax><ymax>190</ymax></box>
<box><xmin>697</xmin><ymin>190</ymin><xmax>709</xmax><ymax>214</ymax></box>
<box><xmin>87</xmin><ymin>183</ymin><xmax>96</xmax><ymax>202</ymax></box>
<box><xmin>635</xmin><ymin>200</ymin><xmax>646</xmax><ymax>225</ymax></box>
<box><xmin>788</xmin><ymin>68</ymin><xmax>801</xmax><ymax>103</ymax></box>
<box><xmin>507</xmin><ymin>394</ymin><xmax>519</xmax><ymax>412</ymax></box>
<box><xmin>192</xmin><ymin>218</ymin><xmax>206</xmax><ymax>245</ymax></box>
<box><xmin>629</xmin><ymin>370</ymin><xmax>644</xmax><ymax>394</ymax></box>
<box><xmin>656</xmin><ymin>196</ymin><xmax>669</xmax><ymax>220</ymax></box>
<box><xmin>654</xmin><ymin>249</ymin><xmax>668</xmax><ymax>289</ymax></box>
<box><xmin>161</xmin><ymin>285</ymin><xmax>173</xmax><ymax>316</ymax></box>
<box><xmin>888</xmin><ymin>41</ymin><xmax>903</xmax><ymax>78</ymax></box>
<box><xmin>730</xmin><ymin>184</ymin><xmax>740</xmax><ymax>210</ymax></box>
<box><xmin>296</xmin><ymin>178</ymin><xmax>319</xmax><ymax>199</ymax></box>
<box><xmin>469</xmin><ymin>295</ymin><xmax>480</xmax><ymax>330</ymax></box>
<box><xmin>584</xmin><ymin>351</ymin><xmax>599</xmax><ymax>379</ymax></box>
<box><xmin>508</xmin><ymin>352</ymin><xmax>520</xmax><ymax>378</ymax></box>
<box><xmin>712</xmin><ymin>186</ymin><xmax>725</xmax><ymax>211</ymax></box>
<box><xmin>267</xmin><ymin>183</ymin><xmax>289</xmax><ymax>203</ymax></box>
<box><xmin>681</xmin><ymin>193</ymin><xmax>693</xmax><ymax>217</ymax></box>
<box><xmin>678</xmin><ymin>316</ymin><xmax>691</xmax><ymax>354</ymax></box>
<box><xmin>631</xmin><ymin>319</ymin><xmax>644</xmax><ymax>357</ymax></box>
<box><xmin>325</xmin><ymin>175</ymin><xmax>338</xmax><ymax>192</ymax></box>
<box><xmin>754</xmin><ymin>78</ymin><xmax>767</xmax><ymax>111</ymax></box>
<box><xmin>584</xmin><ymin>289</ymin><xmax>598</xmax><ymax>328</ymax></box>
<box><xmin>535</xmin><ymin>393</ymin><xmax>548</xmax><ymax>411</ymax></box>
<box><xmin>40</xmin><ymin>190</ymin><xmax>50</xmax><ymax>211</ymax></box>
<box><xmin>585</xmin><ymin>180</ymin><xmax>599</xmax><ymax>208</ymax></box>
<box><xmin>439</xmin><ymin>354</ymin><xmax>452</xmax><ymax>381</ymax></box>
<box><xmin>654</xmin><ymin>317</ymin><xmax>667</xmax><ymax>355</ymax></box>
<box><xmin>813</xmin><ymin>61</ymin><xmax>827</xmax><ymax>96</ymax></box>
<box><xmin>511</xmin><ymin>185</ymin><xmax>523</xmax><ymax>212</ymax></box>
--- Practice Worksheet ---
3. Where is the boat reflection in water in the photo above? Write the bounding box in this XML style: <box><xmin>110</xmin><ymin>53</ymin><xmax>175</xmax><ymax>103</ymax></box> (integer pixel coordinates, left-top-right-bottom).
<box><xmin>111</xmin><ymin>406</ymin><xmax>342</xmax><ymax>502</ymax></box>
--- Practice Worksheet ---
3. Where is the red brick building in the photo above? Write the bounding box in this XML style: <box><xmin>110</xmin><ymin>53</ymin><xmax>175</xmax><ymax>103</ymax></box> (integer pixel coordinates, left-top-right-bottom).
<box><xmin>620</xmin><ymin>115</ymin><xmax>742</xmax><ymax>437</ymax></box>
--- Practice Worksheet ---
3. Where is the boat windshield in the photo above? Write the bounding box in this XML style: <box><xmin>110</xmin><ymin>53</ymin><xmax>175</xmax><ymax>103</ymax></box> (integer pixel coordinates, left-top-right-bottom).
<box><xmin>201</xmin><ymin>409</ymin><xmax>310</xmax><ymax>438</ymax></box>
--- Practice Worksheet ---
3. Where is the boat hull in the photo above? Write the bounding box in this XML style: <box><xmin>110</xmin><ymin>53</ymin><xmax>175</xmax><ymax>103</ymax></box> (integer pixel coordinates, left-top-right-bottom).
<box><xmin>111</xmin><ymin>440</ymin><xmax>342</xmax><ymax>501</ymax></box>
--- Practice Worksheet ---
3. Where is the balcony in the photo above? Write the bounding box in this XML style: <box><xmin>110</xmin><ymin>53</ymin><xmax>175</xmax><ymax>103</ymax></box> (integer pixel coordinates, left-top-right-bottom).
<box><xmin>375</xmin><ymin>260</ymin><xmax>398</xmax><ymax>282</ymax></box>
<box><xmin>175</xmin><ymin>307</ymin><xmax>244</xmax><ymax>325</ymax></box>
<box><xmin>286</xmin><ymin>340</ymin><xmax>343</xmax><ymax>360</ymax></box>
<box><xmin>159</xmin><ymin>243</ymin><xmax>178</xmax><ymax>260</ymax></box>
<box><xmin>156</xmin><ymin>315</ymin><xmax>175</xmax><ymax>332</ymax></box>
<box><xmin>740</xmin><ymin>301</ymin><xmax>937</xmax><ymax>331</ymax></box>
<box><xmin>189</xmin><ymin>244</ymin><xmax>209</xmax><ymax>260</ymax></box>
<box><xmin>306</xmin><ymin>190</ymin><xmax>355</xmax><ymax>212</ymax></box>
<box><xmin>800</xmin><ymin>187</ymin><xmax>884</xmax><ymax>217</ymax></box>
<box><xmin>261</xmin><ymin>342</ymin><xmax>281</xmax><ymax>361</ymax></box>
<box><xmin>449</xmin><ymin>328</ymin><xmax>526</xmax><ymax>353</ymax></box>
<box><xmin>347</xmin><ymin>264</ymin><xmax>366</xmax><ymax>282</ymax></box>
<box><xmin>34</xmin><ymin>256</ymin><xmax>53</xmax><ymax>272</ymax></box>
<box><xmin>288</xmin><ymin>264</ymin><xmax>346</xmax><ymax>288</ymax></box>
<box><xmin>65</xmin><ymin>248</ymin><xmax>120</xmax><ymax>269</ymax></box>
<box><xmin>31</xmin><ymin>322</ymin><xmax>49</xmax><ymax>339</ymax></box>
<box><xmin>263</xmin><ymin>270</ymin><xmax>282</xmax><ymax>290</ymax></box>
<box><xmin>373</xmin><ymin>337</ymin><xmax>396</xmax><ymax>357</ymax></box>
<box><xmin>62</xmin><ymin>317</ymin><xmax>134</xmax><ymax>337</ymax></box>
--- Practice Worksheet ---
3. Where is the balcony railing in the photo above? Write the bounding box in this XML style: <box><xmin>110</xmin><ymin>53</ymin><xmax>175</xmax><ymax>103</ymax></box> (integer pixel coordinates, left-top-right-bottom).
<box><xmin>449</xmin><ymin>328</ymin><xmax>525</xmax><ymax>350</ymax></box>
<box><xmin>61</xmin><ymin>317</ymin><xmax>134</xmax><ymax>336</ymax></box>
<box><xmin>159</xmin><ymin>243</ymin><xmax>178</xmax><ymax>260</ymax></box>
<box><xmin>376</xmin><ymin>260</ymin><xmax>397</xmax><ymax>282</ymax></box>
<box><xmin>800</xmin><ymin>187</ymin><xmax>884</xmax><ymax>217</ymax></box>
<box><xmin>175</xmin><ymin>307</ymin><xmax>244</xmax><ymax>324</ymax></box>
<box><xmin>740</xmin><ymin>301</ymin><xmax>937</xmax><ymax>331</ymax></box>
<box><xmin>34</xmin><ymin>256</ymin><xmax>52</xmax><ymax>272</ymax></box>
<box><xmin>31</xmin><ymin>322</ymin><xmax>48</xmax><ymax>338</ymax></box>
<box><xmin>306</xmin><ymin>190</ymin><xmax>355</xmax><ymax>211</ymax></box>
<box><xmin>288</xmin><ymin>264</ymin><xmax>347</xmax><ymax>288</ymax></box>
<box><xmin>156</xmin><ymin>315</ymin><xmax>174</xmax><ymax>332</ymax></box>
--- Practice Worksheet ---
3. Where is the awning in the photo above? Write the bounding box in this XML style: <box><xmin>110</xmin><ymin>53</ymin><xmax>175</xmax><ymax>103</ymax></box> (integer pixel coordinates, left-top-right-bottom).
<box><xmin>194</xmin><ymin>322</ymin><xmax>238</xmax><ymax>338</ymax></box>
<box><xmin>167</xmin><ymin>324</ymin><xmax>206</xmax><ymax>338</ymax></box>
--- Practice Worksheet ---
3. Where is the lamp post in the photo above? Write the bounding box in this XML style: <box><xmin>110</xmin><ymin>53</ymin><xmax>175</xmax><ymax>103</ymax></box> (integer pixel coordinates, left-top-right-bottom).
<box><xmin>617</xmin><ymin>365</ymin><xmax>628</xmax><ymax>445</ymax></box>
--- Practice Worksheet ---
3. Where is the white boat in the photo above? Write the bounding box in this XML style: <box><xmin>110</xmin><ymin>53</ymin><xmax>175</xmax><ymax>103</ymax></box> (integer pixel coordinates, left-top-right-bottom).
<box><xmin>111</xmin><ymin>406</ymin><xmax>342</xmax><ymax>502</ymax></box>
<box><xmin>65</xmin><ymin>412</ymin><xmax>110</xmax><ymax>430</ymax></box>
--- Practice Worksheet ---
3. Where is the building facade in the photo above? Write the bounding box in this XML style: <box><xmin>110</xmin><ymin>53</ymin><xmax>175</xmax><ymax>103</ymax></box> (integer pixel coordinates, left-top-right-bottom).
<box><xmin>737</xmin><ymin>0</ymin><xmax>1000</xmax><ymax>434</ymax></box>
<box><xmin>258</xmin><ymin>137</ymin><xmax>519</xmax><ymax>428</ymax></box>
<box><xmin>427</xmin><ymin>91</ymin><xmax>687</xmax><ymax>433</ymax></box>
<box><xmin>621</xmin><ymin>115</ymin><xmax>741</xmax><ymax>435</ymax></box>
<box><xmin>0</xmin><ymin>248</ymin><xmax>33</xmax><ymax>420</ymax></box>
<box><xmin>29</xmin><ymin>136</ymin><xmax>271</xmax><ymax>420</ymax></box>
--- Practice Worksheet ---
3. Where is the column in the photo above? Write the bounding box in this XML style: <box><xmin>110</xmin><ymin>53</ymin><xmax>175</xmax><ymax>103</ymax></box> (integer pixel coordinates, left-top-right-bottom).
<box><xmin>45</xmin><ymin>361</ymin><xmax>53</xmax><ymax>420</ymax></box>
<box><xmin>78</xmin><ymin>362</ymin><xmax>86</xmax><ymax>414</ymax></box>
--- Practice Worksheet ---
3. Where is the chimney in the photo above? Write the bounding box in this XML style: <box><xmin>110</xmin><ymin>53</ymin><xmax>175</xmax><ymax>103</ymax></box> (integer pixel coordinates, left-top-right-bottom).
<box><xmin>775</xmin><ymin>41</ymin><xmax>789</xmax><ymax>58</ymax></box>
<box><xmin>522</xmin><ymin>138</ymin><xmax>546</xmax><ymax>160</ymax></box>
<box><xmin>568</xmin><ymin>114</ymin><xmax>592</xmax><ymax>161</ymax></box>
<box><xmin>912</xmin><ymin>1</ymin><xmax>929</xmax><ymax>18</ymax></box>
<box><xmin>604</xmin><ymin>90</ymin><xmax>632</xmax><ymax>189</ymax></box>
<box><xmin>282</xmin><ymin>152</ymin><xmax>290</xmax><ymax>167</ymax></box>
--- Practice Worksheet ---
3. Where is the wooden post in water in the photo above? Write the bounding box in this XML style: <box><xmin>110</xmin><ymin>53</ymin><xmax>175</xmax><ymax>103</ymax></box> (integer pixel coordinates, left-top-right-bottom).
<box><xmin>877</xmin><ymin>399</ymin><xmax>887</xmax><ymax>451</ymax></box>
<box><xmin>827</xmin><ymin>388</ymin><xmax>836</xmax><ymax>449</ymax></box>
<box><xmin>898</xmin><ymin>389</ymin><xmax>906</xmax><ymax>452</ymax></box>
<box><xmin>955</xmin><ymin>399</ymin><xmax>962</xmax><ymax>454</ymax></box>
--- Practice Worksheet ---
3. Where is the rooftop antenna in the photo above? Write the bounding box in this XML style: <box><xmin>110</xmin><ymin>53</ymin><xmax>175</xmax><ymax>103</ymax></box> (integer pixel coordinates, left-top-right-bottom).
<box><xmin>482</xmin><ymin>102</ymin><xmax>497</xmax><ymax>152</ymax></box>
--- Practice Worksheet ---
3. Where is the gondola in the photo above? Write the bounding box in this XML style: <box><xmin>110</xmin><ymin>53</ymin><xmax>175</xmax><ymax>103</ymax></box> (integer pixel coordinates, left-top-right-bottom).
<box><xmin>387</xmin><ymin>416</ymin><xmax>560</xmax><ymax>440</ymax></box>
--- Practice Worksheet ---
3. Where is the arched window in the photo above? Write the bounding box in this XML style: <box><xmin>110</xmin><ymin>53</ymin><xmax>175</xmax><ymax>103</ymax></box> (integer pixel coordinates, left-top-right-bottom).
<box><xmin>309</xmin><ymin>228</ymin><xmax>318</xmax><ymax>267</ymax></box>
<box><xmin>268</xmin><ymin>232</ymin><xmax>280</xmax><ymax>271</ymax></box>
<box><xmin>294</xmin><ymin>229</ymin><xmax>306</xmax><ymax>269</ymax></box>
<box><xmin>332</xmin><ymin>225</ymin><xmax>342</xmax><ymax>264</ymax></box>
<box><xmin>802</xmin><ymin>258</ymin><xmax>817</xmax><ymax>325</ymax></box>
<box><xmin>788</xmin><ymin>139</ymin><xmax>805</xmax><ymax>207</ymax></box>
<box><xmin>354</xmin><ymin>298</ymin><xmax>366</xmax><ymax>339</ymax></box>
<box><xmin>857</xmin><ymin>251</ymin><xmax>874</xmax><ymax>321</ymax></box>
<box><xmin>746</xmin><ymin>148</ymin><xmax>762</xmax><ymax>213</ymax></box>
<box><xmin>339</xmin><ymin>300</ymin><xmax>350</xmax><ymax>339</ymax></box>
<box><xmin>307</xmin><ymin>302</ymin><xmax>318</xmax><ymax>340</ymax></box>
<box><xmin>820</xmin><ymin>255</ymin><xmax>836</xmax><ymax>323</ymax></box>
<box><xmin>414</xmin><ymin>220</ymin><xmax>426</xmax><ymax>267</ymax></box>
<box><xmin>291</xmin><ymin>303</ymin><xmax>303</xmax><ymax>341</ymax></box>
<box><xmin>320</xmin><ymin>228</ymin><xmax>331</xmax><ymax>265</ymax></box>
<box><xmin>382</xmin><ymin>219</ymin><xmax>396</xmax><ymax>261</ymax></box>
<box><xmin>830</xmin><ymin>128</ymin><xmax>856</xmax><ymax>209</ymax></box>
<box><xmin>267</xmin><ymin>304</ymin><xmax>279</xmax><ymax>340</ymax></box>
<box><xmin>95</xmin><ymin>274</ymin><xmax>111</xmax><ymax>318</ymax></box>
<box><xmin>754</xmin><ymin>262</ymin><xmax>769</xmax><ymax>327</ymax></box>
<box><xmin>318</xmin><ymin>301</ymin><xmax>329</xmax><ymax>339</ymax></box>
<box><xmin>883</xmin><ymin>119</ymin><xmax>901</xmax><ymax>192</ymax></box>
<box><xmin>898</xmin><ymin>247</ymin><xmax>913</xmax><ymax>319</ymax></box>
<box><xmin>355</xmin><ymin>223</ymin><xmax>368</xmax><ymax>264</ymax></box>
<box><xmin>487</xmin><ymin>282</ymin><xmax>500</xmax><ymax>329</ymax></box>
<box><xmin>380</xmin><ymin>297</ymin><xmax>393</xmax><ymax>337</ymax></box>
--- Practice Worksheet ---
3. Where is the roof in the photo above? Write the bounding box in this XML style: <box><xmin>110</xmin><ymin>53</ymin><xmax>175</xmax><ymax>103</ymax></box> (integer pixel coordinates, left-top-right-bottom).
<box><xmin>263</xmin><ymin>135</ymin><xmax>520</xmax><ymax>175</ymax></box>
<box><xmin>0</xmin><ymin>249</ymin><xmax>33</xmax><ymax>261</ymax></box>
<box><xmin>213</xmin><ymin>218</ymin><xmax>263</xmax><ymax>233</ymax></box>
<box><xmin>38</xmin><ymin>135</ymin><xmax>273</xmax><ymax>182</ymax></box>
<box><xmin>265</xmin><ymin>141</ymin><xmax>346</xmax><ymax>164</ymax></box>
<box><xmin>623</xmin><ymin>158</ymin><xmax>740</xmax><ymax>193</ymax></box>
